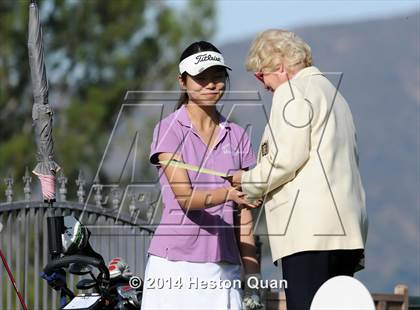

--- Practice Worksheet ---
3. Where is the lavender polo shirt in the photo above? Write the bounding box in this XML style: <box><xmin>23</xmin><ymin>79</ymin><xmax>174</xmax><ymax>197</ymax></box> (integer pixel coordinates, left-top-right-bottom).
<box><xmin>148</xmin><ymin>104</ymin><xmax>256</xmax><ymax>264</ymax></box>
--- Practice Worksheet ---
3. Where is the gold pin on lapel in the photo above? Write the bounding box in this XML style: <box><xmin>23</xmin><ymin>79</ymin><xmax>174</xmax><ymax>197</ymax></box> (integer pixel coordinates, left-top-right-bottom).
<box><xmin>261</xmin><ymin>141</ymin><xmax>269</xmax><ymax>156</ymax></box>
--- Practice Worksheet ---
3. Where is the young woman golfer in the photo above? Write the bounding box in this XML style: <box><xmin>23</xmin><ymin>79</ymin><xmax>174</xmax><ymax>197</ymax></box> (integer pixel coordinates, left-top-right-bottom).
<box><xmin>140</xmin><ymin>41</ymin><xmax>263</xmax><ymax>310</ymax></box>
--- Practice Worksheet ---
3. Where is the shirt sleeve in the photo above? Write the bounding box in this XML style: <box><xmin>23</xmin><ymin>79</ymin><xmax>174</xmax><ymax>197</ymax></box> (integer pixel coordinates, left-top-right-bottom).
<box><xmin>241</xmin><ymin>83</ymin><xmax>312</xmax><ymax>198</ymax></box>
<box><xmin>149</xmin><ymin>120</ymin><xmax>183</xmax><ymax>166</ymax></box>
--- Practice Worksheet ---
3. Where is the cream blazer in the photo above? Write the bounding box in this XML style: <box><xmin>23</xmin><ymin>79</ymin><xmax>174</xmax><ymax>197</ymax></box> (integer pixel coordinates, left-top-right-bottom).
<box><xmin>242</xmin><ymin>66</ymin><xmax>368</xmax><ymax>266</ymax></box>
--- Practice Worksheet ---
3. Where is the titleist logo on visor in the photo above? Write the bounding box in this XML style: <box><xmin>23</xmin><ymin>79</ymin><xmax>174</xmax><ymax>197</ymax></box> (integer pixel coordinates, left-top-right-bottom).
<box><xmin>179</xmin><ymin>51</ymin><xmax>229</xmax><ymax>75</ymax></box>
<box><xmin>194</xmin><ymin>53</ymin><xmax>221</xmax><ymax>64</ymax></box>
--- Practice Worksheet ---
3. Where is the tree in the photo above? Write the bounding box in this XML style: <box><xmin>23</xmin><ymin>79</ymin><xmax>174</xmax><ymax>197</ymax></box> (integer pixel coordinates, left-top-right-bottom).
<box><xmin>0</xmin><ymin>0</ymin><xmax>216</xmax><ymax>199</ymax></box>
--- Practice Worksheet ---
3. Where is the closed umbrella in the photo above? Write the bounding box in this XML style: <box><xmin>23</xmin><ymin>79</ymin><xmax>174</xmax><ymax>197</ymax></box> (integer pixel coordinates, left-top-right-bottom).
<box><xmin>28</xmin><ymin>0</ymin><xmax>61</xmax><ymax>203</ymax></box>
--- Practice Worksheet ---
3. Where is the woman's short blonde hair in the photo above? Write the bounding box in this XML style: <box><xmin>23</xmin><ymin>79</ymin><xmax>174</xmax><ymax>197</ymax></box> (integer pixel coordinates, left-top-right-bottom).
<box><xmin>245</xmin><ymin>29</ymin><xmax>312</xmax><ymax>73</ymax></box>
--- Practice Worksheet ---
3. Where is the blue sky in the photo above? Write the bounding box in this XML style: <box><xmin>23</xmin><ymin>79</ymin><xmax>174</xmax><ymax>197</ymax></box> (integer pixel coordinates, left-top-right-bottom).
<box><xmin>170</xmin><ymin>0</ymin><xmax>419</xmax><ymax>45</ymax></box>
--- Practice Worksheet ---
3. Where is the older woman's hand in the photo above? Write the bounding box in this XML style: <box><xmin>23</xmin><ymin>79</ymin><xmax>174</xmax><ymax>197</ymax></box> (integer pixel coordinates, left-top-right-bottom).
<box><xmin>227</xmin><ymin>186</ymin><xmax>257</xmax><ymax>209</ymax></box>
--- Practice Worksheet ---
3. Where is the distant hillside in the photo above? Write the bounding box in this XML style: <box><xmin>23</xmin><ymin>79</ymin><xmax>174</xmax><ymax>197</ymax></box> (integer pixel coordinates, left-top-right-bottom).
<box><xmin>219</xmin><ymin>11</ymin><xmax>420</xmax><ymax>295</ymax></box>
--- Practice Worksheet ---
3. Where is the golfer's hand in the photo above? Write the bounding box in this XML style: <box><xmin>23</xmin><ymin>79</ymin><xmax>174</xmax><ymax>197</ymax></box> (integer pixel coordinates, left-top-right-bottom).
<box><xmin>243</xmin><ymin>273</ymin><xmax>264</xmax><ymax>310</ymax></box>
<box><xmin>231</xmin><ymin>170</ymin><xmax>243</xmax><ymax>188</ymax></box>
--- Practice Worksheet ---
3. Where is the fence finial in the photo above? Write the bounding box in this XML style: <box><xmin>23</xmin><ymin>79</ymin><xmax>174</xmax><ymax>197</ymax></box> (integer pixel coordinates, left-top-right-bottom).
<box><xmin>129</xmin><ymin>191</ymin><xmax>137</xmax><ymax>218</ymax></box>
<box><xmin>111</xmin><ymin>187</ymin><xmax>122</xmax><ymax>211</ymax></box>
<box><xmin>94</xmin><ymin>184</ymin><xmax>108</xmax><ymax>207</ymax></box>
<box><xmin>75</xmin><ymin>170</ymin><xmax>86</xmax><ymax>203</ymax></box>
<box><xmin>4</xmin><ymin>172</ymin><xmax>14</xmax><ymax>203</ymax></box>
<box><xmin>22</xmin><ymin>167</ymin><xmax>32</xmax><ymax>201</ymax></box>
<box><xmin>57</xmin><ymin>170</ymin><xmax>67</xmax><ymax>201</ymax></box>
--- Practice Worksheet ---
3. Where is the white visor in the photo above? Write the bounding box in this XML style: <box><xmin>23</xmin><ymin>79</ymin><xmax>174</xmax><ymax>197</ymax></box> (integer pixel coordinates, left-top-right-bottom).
<box><xmin>179</xmin><ymin>51</ymin><xmax>232</xmax><ymax>76</ymax></box>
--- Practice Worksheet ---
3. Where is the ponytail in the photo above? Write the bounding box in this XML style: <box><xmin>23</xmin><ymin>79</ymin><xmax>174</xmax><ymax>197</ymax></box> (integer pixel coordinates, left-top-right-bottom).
<box><xmin>176</xmin><ymin>72</ymin><xmax>189</xmax><ymax>109</ymax></box>
<box><xmin>176</xmin><ymin>91</ymin><xmax>189</xmax><ymax>109</ymax></box>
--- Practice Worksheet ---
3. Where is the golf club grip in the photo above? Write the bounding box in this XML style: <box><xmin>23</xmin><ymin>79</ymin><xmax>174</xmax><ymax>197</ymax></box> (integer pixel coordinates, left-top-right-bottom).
<box><xmin>47</xmin><ymin>216</ymin><xmax>64</xmax><ymax>257</ymax></box>
<box><xmin>43</xmin><ymin>255</ymin><xmax>109</xmax><ymax>279</ymax></box>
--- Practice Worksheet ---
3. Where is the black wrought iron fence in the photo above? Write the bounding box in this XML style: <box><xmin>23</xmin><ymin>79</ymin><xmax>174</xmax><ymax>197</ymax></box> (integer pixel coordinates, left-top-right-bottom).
<box><xmin>0</xmin><ymin>169</ymin><xmax>154</xmax><ymax>310</ymax></box>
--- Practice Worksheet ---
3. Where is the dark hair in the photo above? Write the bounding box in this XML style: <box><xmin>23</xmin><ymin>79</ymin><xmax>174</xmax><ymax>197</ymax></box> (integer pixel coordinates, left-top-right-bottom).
<box><xmin>176</xmin><ymin>41</ymin><xmax>230</xmax><ymax>109</ymax></box>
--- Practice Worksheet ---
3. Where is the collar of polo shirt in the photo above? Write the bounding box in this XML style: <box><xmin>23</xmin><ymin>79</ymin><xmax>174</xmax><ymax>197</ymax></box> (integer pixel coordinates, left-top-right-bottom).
<box><xmin>175</xmin><ymin>104</ymin><xmax>231</xmax><ymax>129</ymax></box>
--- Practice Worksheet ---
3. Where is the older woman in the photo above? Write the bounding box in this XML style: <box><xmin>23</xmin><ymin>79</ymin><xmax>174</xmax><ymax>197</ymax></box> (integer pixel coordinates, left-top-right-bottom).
<box><xmin>231</xmin><ymin>30</ymin><xmax>368</xmax><ymax>310</ymax></box>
